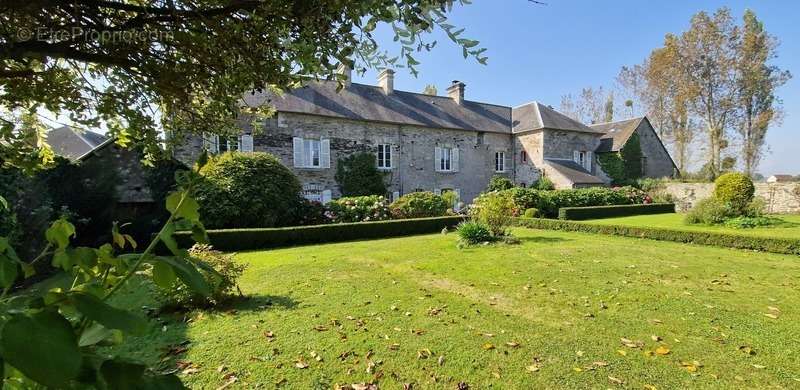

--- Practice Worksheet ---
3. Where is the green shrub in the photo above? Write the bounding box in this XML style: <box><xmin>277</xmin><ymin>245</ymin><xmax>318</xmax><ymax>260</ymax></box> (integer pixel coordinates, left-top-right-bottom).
<box><xmin>684</xmin><ymin>198</ymin><xmax>735</xmax><ymax>225</ymax></box>
<box><xmin>713</xmin><ymin>172</ymin><xmax>755</xmax><ymax>213</ymax></box>
<box><xmin>486</xmin><ymin>176</ymin><xmax>514</xmax><ymax>192</ymax></box>
<box><xmin>514</xmin><ymin>218</ymin><xmax>800</xmax><ymax>255</ymax></box>
<box><xmin>294</xmin><ymin>199</ymin><xmax>330</xmax><ymax>226</ymax></box>
<box><xmin>558</xmin><ymin>203</ymin><xmax>675</xmax><ymax>221</ymax></box>
<box><xmin>327</xmin><ymin>195</ymin><xmax>391</xmax><ymax>223</ymax></box>
<box><xmin>194</xmin><ymin>152</ymin><xmax>303</xmax><ymax>228</ymax></box>
<box><xmin>390</xmin><ymin>192</ymin><xmax>449</xmax><ymax>219</ymax></box>
<box><xmin>744</xmin><ymin>197</ymin><xmax>767</xmax><ymax>218</ymax></box>
<box><xmin>456</xmin><ymin>221</ymin><xmax>493</xmax><ymax>245</ymax></box>
<box><xmin>174</xmin><ymin>216</ymin><xmax>464</xmax><ymax>251</ymax></box>
<box><xmin>533</xmin><ymin>177</ymin><xmax>555</xmax><ymax>191</ymax></box>
<box><xmin>522</xmin><ymin>208</ymin><xmax>539</xmax><ymax>218</ymax></box>
<box><xmin>470</xmin><ymin>191</ymin><xmax>515</xmax><ymax>236</ymax></box>
<box><xmin>499</xmin><ymin>186</ymin><xmax>641</xmax><ymax>218</ymax></box>
<box><xmin>723</xmin><ymin>216</ymin><xmax>785</xmax><ymax>229</ymax></box>
<box><xmin>334</xmin><ymin>152</ymin><xmax>387</xmax><ymax>196</ymax></box>
<box><xmin>159</xmin><ymin>244</ymin><xmax>247</xmax><ymax>308</ymax></box>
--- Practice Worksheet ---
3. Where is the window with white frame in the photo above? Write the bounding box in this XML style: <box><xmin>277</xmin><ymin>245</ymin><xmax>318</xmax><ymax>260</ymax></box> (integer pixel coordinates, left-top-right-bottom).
<box><xmin>203</xmin><ymin>133</ymin><xmax>253</xmax><ymax>154</ymax></box>
<box><xmin>574</xmin><ymin>150</ymin><xmax>592</xmax><ymax>171</ymax></box>
<box><xmin>377</xmin><ymin>144</ymin><xmax>392</xmax><ymax>169</ymax></box>
<box><xmin>435</xmin><ymin>146</ymin><xmax>458</xmax><ymax>172</ymax></box>
<box><xmin>495</xmin><ymin>151</ymin><xmax>506</xmax><ymax>173</ymax></box>
<box><xmin>293</xmin><ymin>137</ymin><xmax>330</xmax><ymax>168</ymax></box>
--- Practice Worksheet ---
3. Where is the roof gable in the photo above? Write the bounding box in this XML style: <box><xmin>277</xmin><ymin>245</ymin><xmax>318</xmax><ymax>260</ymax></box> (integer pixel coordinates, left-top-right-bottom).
<box><xmin>512</xmin><ymin>102</ymin><xmax>603</xmax><ymax>134</ymax></box>
<box><xmin>590</xmin><ymin>117</ymin><xmax>644</xmax><ymax>152</ymax></box>
<box><xmin>47</xmin><ymin>126</ymin><xmax>109</xmax><ymax>160</ymax></box>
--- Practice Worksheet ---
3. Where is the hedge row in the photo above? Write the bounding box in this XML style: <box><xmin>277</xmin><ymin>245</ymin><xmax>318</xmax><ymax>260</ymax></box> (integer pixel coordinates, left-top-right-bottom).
<box><xmin>175</xmin><ymin>216</ymin><xmax>465</xmax><ymax>251</ymax></box>
<box><xmin>558</xmin><ymin>203</ymin><xmax>676</xmax><ymax>221</ymax></box>
<box><xmin>514</xmin><ymin>218</ymin><xmax>800</xmax><ymax>256</ymax></box>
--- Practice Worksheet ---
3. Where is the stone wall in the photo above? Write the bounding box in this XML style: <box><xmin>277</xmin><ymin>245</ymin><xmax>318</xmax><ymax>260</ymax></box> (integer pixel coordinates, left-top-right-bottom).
<box><xmin>176</xmin><ymin>112</ymin><xmax>514</xmax><ymax>203</ymax></box>
<box><xmin>664</xmin><ymin>182</ymin><xmax>800</xmax><ymax>214</ymax></box>
<box><xmin>636</xmin><ymin>120</ymin><xmax>677</xmax><ymax>178</ymax></box>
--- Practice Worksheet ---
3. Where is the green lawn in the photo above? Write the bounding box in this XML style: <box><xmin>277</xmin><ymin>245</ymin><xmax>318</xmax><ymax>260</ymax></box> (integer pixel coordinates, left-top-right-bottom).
<box><xmin>582</xmin><ymin>213</ymin><xmax>800</xmax><ymax>239</ymax></box>
<box><xmin>108</xmin><ymin>228</ymin><xmax>800</xmax><ymax>389</ymax></box>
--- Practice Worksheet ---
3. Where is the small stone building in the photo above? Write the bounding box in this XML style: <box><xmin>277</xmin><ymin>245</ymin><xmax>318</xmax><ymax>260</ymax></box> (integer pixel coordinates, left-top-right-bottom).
<box><xmin>175</xmin><ymin>68</ymin><xmax>677</xmax><ymax>203</ymax></box>
<box><xmin>590</xmin><ymin>117</ymin><xmax>679</xmax><ymax>179</ymax></box>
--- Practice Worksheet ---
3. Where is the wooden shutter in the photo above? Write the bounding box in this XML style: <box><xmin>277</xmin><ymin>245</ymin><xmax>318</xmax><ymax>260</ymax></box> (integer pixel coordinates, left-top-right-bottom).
<box><xmin>386</xmin><ymin>145</ymin><xmax>393</xmax><ymax>169</ymax></box>
<box><xmin>452</xmin><ymin>148</ymin><xmax>459</xmax><ymax>172</ymax></box>
<box><xmin>320</xmin><ymin>139</ymin><xmax>331</xmax><ymax>168</ymax></box>
<box><xmin>292</xmin><ymin>137</ymin><xmax>304</xmax><ymax>167</ymax></box>
<box><xmin>573</xmin><ymin>150</ymin><xmax>580</xmax><ymax>164</ymax></box>
<box><xmin>322</xmin><ymin>189</ymin><xmax>332</xmax><ymax>204</ymax></box>
<box><xmin>392</xmin><ymin>191</ymin><xmax>400</xmax><ymax>202</ymax></box>
<box><xmin>434</xmin><ymin>147</ymin><xmax>442</xmax><ymax>172</ymax></box>
<box><xmin>585</xmin><ymin>151</ymin><xmax>593</xmax><ymax>171</ymax></box>
<box><xmin>434</xmin><ymin>188</ymin><xmax>441</xmax><ymax>195</ymax></box>
<box><xmin>241</xmin><ymin>135</ymin><xmax>254</xmax><ymax>152</ymax></box>
<box><xmin>504</xmin><ymin>152</ymin><xmax>510</xmax><ymax>173</ymax></box>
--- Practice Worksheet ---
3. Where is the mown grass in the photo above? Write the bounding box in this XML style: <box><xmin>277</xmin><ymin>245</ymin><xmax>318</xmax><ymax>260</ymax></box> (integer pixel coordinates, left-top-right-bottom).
<box><xmin>582</xmin><ymin>213</ymin><xmax>800</xmax><ymax>239</ymax></box>
<box><xmin>108</xmin><ymin>228</ymin><xmax>800</xmax><ymax>389</ymax></box>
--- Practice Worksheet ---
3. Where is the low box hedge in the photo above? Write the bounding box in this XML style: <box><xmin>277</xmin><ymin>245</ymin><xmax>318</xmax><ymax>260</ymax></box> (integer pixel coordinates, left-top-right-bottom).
<box><xmin>175</xmin><ymin>216</ymin><xmax>464</xmax><ymax>251</ymax></box>
<box><xmin>515</xmin><ymin>218</ymin><xmax>800</xmax><ymax>256</ymax></box>
<box><xmin>558</xmin><ymin>203</ymin><xmax>676</xmax><ymax>220</ymax></box>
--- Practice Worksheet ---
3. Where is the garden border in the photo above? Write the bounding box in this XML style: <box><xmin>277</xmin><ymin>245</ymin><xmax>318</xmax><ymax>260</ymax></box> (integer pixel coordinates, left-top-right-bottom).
<box><xmin>175</xmin><ymin>216</ymin><xmax>465</xmax><ymax>251</ymax></box>
<box><xmin>515</xmin><ymin>217</ymin><xmax>800</xmax><ymax>255</ymax></box>
<box><xmin>558</xmin><ymin>203</ymin><xmax>676</xmax><ymax>220</ymax></box>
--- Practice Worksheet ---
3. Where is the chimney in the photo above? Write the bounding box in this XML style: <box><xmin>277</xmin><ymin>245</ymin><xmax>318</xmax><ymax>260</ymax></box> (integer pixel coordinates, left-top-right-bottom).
<box><xmin>447</xmin><ymin>80</ymin><xmax>465</xmax><ymax>104</ymax></box>
<box><xmin>378</xmin><ymin>69</ymin><xmax>394</xmax><ymax>94</ymax></box>
<box><xmin>336</xmin><ymin>63</ymin><xmax>352</xmax><ymax>87</ymax></box>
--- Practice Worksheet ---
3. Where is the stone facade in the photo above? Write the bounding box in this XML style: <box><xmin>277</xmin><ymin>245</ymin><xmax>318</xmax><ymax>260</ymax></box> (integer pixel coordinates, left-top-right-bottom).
<box><xmin>664</xmin><ymin>182</ymin><xmax>800</xmax><ymax>214</ymax></box>
<box><xmin>634</xmin><ymin>121</ymin><xmax>677</xmax><ymax>178</ymax></box>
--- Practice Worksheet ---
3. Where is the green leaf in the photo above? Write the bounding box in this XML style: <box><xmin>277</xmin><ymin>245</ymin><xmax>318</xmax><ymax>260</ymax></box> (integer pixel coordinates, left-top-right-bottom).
<box><xmin>72</xmin><ymin>247</ymin><xmax>98</xmax><ymax>270</ymax></box>
<box><xmin>159</xmin><ymin>222</ymin><xmax>181</xmax><ymax>256</ymax></box>
<box><xmin>156</xmin><ymin>256</ymin><xmax>211</xmax><ymax>297</ymax></box>
<box><xmin>71</xmin><ymin>292</ymin><xmax>149</xmax><ymax>335</ymax></box>
<box><xmin>0</xmin><ymin>195</ymin><xmax>7</xmax><ymax>210</ymax></box>
<box><xmin>191</xmin><ymin>222</ymin><xmax>208</xmax><ymax>244</ymax></box>
<box><xmin>79</xmin><ymin>323</ymin><xmax>123</xmax><ymax>347</ymax></box>
<box><xmin>99</xmin><ymin>359</ymin><xmax>146</xmax><ymax>389</ymax></box>
<box><xmin>196</xmin><ymin>150</ymin><xmax>209</xmax><ymax>170</ymax></box>
<box><xmin>152</xmin><ymin>261</ymin><xmax>177</xmax><ymax>288</ymax></box>
<box><xmin>45</xmin><ymin>219</ymin><xmax>76</xmax><ymax>249</ymax></box>
<box><xmin>166</xmin><ymin>192</ymin><xmax>200</xmax><ymax>223</ymax></box>
<box><xmin>0</xmin><ymin>253</ymin><xmax>19</xmax><ymax>288</ymax></box>
<box><xmin>1</xmin><ymin>310</ymin><xmax>82</xmax><ymax>387</ymax></box>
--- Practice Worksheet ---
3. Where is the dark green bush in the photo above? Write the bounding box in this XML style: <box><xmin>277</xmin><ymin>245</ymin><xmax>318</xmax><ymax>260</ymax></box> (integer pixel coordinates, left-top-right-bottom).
<box><xmin>533</xmin><ymin>177</ymin><xmax>555</xmax><ymax>191</ymax></box>
<box><xmin>514</xmin><ymin>218</ymin><xmax>800</xmax><ymax>255</ymax></box>
<box><xmin>326</xmin><ymin>195</ymin><xmax>391</xmax><ymax>223</ymax></box>
<box><xmin>456</xmin><ymin>221</ymin><xmax>493</xmax><ymax>245</ymax></box>
<box><xmin>159</xmin><ymin>244</ymin><xmax>247</xmax><ymax>308</ymax></box>
<box><xmin>684</xmin><ymin>198</ymin><xmax>736</xmax><ymax>225</ymax></box>
<box><xmin>723</xmin><ymin>216</ymin><xmax>785</xmax><ymax>229</ymax></box>
<box><xmin>499</xmin><ymin>186</ymin><xmax>643</xmax><ymax>218</ymax></box>
<box><xmin>558</xmin><ymin>203</ymin><xmax>675</xmax><ymax>221</ymax></box>
<box><xmin>334</xmin><ymin>152</ymin><xmax>387</xmax><ymax>196</ymax></box>
<box><xmin>174</xmin><ymin>216</ymin><xmax>464</xmax><ymax>251</ymax></box>
<box><xmin>486</xmin><ymin>175</ymin><xmax>514</xmax><ymax>192</ymax></box>
<box><xmin>390</xmin><ymin>192</ymin><xmax>449</xmax><ymax>219</ymax></box>
<box><xmin>522</xmin><ymin>208</ymin><xmax>539</xmax><ymax>218</ymax></box>
<box><xmin>293</xmin><ymin>199</ymin><xmax>330</xmax><ymax>226</ymax></box>
<box><xmin>194</xmin><ymin>152</ymin><xmax>303</xmax><ymax>228</ymax></box>
<box><xmin>713</xmin><ymin>172</ymin><xmax>755</xmax><ymax>213</ymax></box>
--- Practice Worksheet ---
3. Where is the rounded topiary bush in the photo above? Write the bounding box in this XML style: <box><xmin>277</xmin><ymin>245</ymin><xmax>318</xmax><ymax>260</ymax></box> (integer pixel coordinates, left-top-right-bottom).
<box><xmin>194</xmin><ymin>152</ymin><xmax>303</xmax><ymax>228</ymax></box>
<box><xmin>389</xmin><ymin>192</ymin><xmax>449</xmax><ymax>219</ymax></box>
<box><xmin>713</xmin><ymin>172</ymin><xmax>755</xmax><ymax>212</ymax></box>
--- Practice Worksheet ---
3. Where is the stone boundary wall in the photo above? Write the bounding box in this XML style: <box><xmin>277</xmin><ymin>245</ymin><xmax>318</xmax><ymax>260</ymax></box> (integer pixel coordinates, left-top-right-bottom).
<box><xmin>664</xmin><ymin>182</ymin><xmax>800</xmax><ymax>214</ymax></box>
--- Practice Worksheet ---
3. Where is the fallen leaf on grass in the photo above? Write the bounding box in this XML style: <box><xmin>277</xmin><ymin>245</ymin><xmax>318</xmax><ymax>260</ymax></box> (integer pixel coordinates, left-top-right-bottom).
<box><xmin>388</xmin><ymin>343</ymin><xmax>400</xmax><ymax>351</ymax></box>
<box><xmin>482</xmin><ymin>343</ymin><xmax>495</xmax><ymax>350</ymax></box>
<box><xmin>643</xmin><ymin>385</ymin><xmax>657</xmax><ymax>390</ymax></box>
<box><xmin>651</xmin><ymin>335</ymin><xmax>662</xmax><ymax>342</ymax></box>
<box><xmin>739</xmin><ymin>345</ymin><xmax>756</xmax><ymax>355</ymax></box>
<box><xmin>492</xmin><ymin>371</ymin><xmax>501</xmax><ymax>378</ymax></box>
<box><xmin>680</xmin><ymin>361</ymin><xmax>702</xmax><ymax>373</ymax></box>
<box><xmin>607</xmin><ymin>376</ymin><xmax>624</xmax><ymax>385</ymax></box>
<box><xmin>313</xmin><ymin>325</ymin><xmax>329</xmax><ymax>331</ymax></box>
<box><xmin>417</xmin><ymin>348</ymin><xmax>432</xmax><ymax>359</ymax></box>
<box><xmin>616</xmin><ymin>350</ymin><xmax>627</xmax><ymax>356</ymax></box>
<box><xmin>526</xmin><ymin>364</ymin><xmax>541</xmax><ymax>372</ymax></box>
<box><xmin>505</xmin><ymin>341</ymin><xmax>521</xmax><ymax>348</ymax></box>
<box><xmin>310</xmin><ymin>351</ymin><xmax>323</xmax><ymax>362</ymax></box>
<box><xmin>655</xmin><ymin>346</ymin><xmax>671</xmax><ymax>355</ymax></box>
<box><xmin>438</xmin><ymin>355</ymin><xmax>445</xmax><ymax>366</ymax></box>
<box><xmin>295</xmin><ymin>359</ymin><xmax>309</xmax><ymax>369</ymax></box>
<box><xmin>752</xmin><ymin>364</ymin><xmax>766</xmax><ymax>369</ymax></box>
<box><xmin>620</xmin><ymin>338</ymin><xmax>643</xmax><ymax>348</ymax></box>
<box><xmin>263</xmin><ymin>330</ymin><xmax>275</xmax><ymax>340</ymax></box>
<box><xmin>763</xmin><ymin>313</ymin><xmax>779</xmax><ymax>319</ymax></box>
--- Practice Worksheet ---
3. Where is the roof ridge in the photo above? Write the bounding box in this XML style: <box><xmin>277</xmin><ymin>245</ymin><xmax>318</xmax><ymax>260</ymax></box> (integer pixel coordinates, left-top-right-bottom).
<box><xmin>588</xmin><ymin>116</ymin><xmax>645</xmax><ymax>126</ymax></box>
<box><xmin>346</xmin><ymin>81</ymin><xmax>513</xmax><ymax>109</ymax></box>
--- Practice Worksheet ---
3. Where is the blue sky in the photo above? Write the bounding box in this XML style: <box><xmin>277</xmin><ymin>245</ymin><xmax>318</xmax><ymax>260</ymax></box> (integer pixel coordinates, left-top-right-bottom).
<box><xmin>352</xmin><ymin>0</ymin><xmax>799</xmax><ymax>176</ymax></box>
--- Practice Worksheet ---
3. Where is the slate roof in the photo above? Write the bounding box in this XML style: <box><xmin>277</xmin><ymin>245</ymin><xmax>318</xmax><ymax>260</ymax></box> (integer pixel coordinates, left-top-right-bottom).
<box><xmin>545</xmin><ymin>159</ymin><xmax>605</xmax><ymax>185</ymax></box>
<box><xmin>47</xmin><ymin>126</ymin><xmax>109</xmax><ymax>160</ymax></box>
<box><xmin>589</xmin><ymin>117</ymin><xmax>644</xmax><ymax>153</ymax></box>
<box><xmin>512</xmin><ymin>102</ymin><xmax>604</xmax><ymax>134</ymax></box>
<box><xmin>244</xmin><ymin>81</ymin><xmax>512</xmax><ymax>134</ymax></box>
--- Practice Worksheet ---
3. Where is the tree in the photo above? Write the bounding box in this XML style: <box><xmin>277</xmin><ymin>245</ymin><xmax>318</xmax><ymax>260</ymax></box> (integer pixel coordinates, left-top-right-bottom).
<box><xmin>422</xmin><ymin>84</ymin><xmax>438</xmax><ymax>95</ymax></box>
<box><xmin>577</xmin><ymin>87</ymin><xmax>605</xmax><ymax>124</ymax></box>
<box><xmin>736</xmin><ymin>10</ymin><xmax>791</xmax><ymax>176</ymax></box>
<box><xmin>1</xmin><ymin>0</ymin><xmax>488</xmax><ymax>168</ymax></box>
<box><xmin>559</xmin><ymin>94</ymin><xmax>579</xmax><ymax>121</ymax></box>
<box><xmin>604</xmin><ymin>92</ymin><xmax>614</xmax><ymax>123</ymax></box>
<box><xmin>335</xmin><ymin>153</ymin><xmax>388</xmax><ymax>197</ymax></box>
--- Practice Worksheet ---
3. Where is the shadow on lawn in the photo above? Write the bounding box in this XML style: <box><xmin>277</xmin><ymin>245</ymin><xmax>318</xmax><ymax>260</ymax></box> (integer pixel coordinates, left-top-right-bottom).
<box><xmin>517</xmin><ymin>236</ymin><xmax>572</xmax><ymax>244</ymax></box>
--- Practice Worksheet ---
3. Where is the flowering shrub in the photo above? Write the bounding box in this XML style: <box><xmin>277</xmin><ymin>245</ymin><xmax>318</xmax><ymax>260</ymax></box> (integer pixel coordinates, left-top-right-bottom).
<box><xmin>389</xmin><ymin>192</ymin><xmax>450</xmax><ymax>219</ymax></box>
<box><xmin>326</xmin><ymin>195</ymin><xmax>391</xmax><ymax>223</ymax></box>
<box><xmin>496</xmin><ymin>186</ymin><xmax>647</xmax><ymax>218</ymax></box>
<box><xmin>470</xmin><ymin>191</ymin><xmax>515</xmax><ymax>236</ymax></box>
<box><xmin>612</xmin><ymin>186</ymin><xmax>651</xmax><ymax>204</ymax></box>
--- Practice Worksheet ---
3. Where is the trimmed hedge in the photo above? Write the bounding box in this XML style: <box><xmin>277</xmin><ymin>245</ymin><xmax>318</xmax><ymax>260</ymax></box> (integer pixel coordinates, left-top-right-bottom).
<box><xmin>514</xmin><ymin>218</ymin><xmax>800</xmax><ymax>256</ymax></box>
<box><xmin>558</xmin><ymin>203</ymin><xmax>676</xmax><ymax>221</ymax></box>
<box><xmin>175</xmin><ymin>216</ymin><xmax>464</xmax><ymax>251</ymax></box>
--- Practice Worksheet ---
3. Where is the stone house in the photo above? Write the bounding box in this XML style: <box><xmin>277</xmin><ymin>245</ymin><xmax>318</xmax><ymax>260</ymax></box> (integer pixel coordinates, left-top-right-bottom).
<box><xmin>175</xmin><ymin>68</ymin><xmax>677</xmax><ymax>204</ymax></box>
<box><xmin>589</xmin><ymin>117</ymin><xmax>678</xmax><ymax>179</ymax></box>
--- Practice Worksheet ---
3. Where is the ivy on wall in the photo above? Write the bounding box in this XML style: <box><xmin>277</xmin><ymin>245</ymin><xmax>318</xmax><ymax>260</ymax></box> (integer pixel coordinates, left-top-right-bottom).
<box><xmin>335</xmin><ymin>152</ymin><xmax>388</xmax><ymax>196</ymax></box>
<box><xmin>597</xmin><ymin>132</ymin><xmax>643</xmax><ymax>184</ymax></box>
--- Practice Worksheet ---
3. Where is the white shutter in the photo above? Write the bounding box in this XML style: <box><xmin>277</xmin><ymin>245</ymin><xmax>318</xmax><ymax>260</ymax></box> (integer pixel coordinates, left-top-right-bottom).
<box><xmin>434</xmin><ymin>147</ymin><xmax>442</xmax><ymax>172</ymax></box>
<box><xmin>573</xmin><ymin>150</ymin><xmax>580</xmax><ymax>164</ymax></box>
<box><xmin>434</xmin><ymin>188</ymin><xmax>441</xmax><ymax>195</ymax></box>
<box><xmin>454</xmin><ymin>189</ymin><xmax>461</xmax><ymax>206</ymax></box>
<box><xmin>320</xmin><ymin>139</ymin><xmax>331</xmax><ymax>168</ymax></box>
<box><xmin>585</xmin><ymin>151</ymin><xmax>593</xmax><ymax>171</ymax></box>
<box><xmin>241</xmin><ymin>135</ymin><xmax>254</xmax><ymax>152</ymax></box>
<box><xmin>392</xmin><ymin>191</ymin><xmax>400</xmax><ymax>202</ymax></box>
<box><xmin>322</xmin><ymin>189</ymin><xmax>332</xmax><ymax>204</ymax></box>
<box><xmin>292</xmin><ymin>137</ymin><xmax>304</xmax><ymax>167</ymax></box>
<box><xmin>452</xmin><ymin>148</ymin><xmax>459</xmax><ymax>172</ymax></box>
<box><xmin>504</xmin><ymin>153</ymin><xmax>510</xmax><ymax>173</ymax></box>
<box><xmin>387</xmin><ymin>145</ymin><xmax>393</xmax><ymax>169</ymax></box>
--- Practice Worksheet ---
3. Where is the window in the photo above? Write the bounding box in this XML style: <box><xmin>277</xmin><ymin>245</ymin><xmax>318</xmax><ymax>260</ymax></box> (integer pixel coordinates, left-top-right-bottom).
<box><xmin>574</xmin><ymin>150</ymin><xmax>592</xmax><ymax>171</ymax></box>
<box><xmin>219</xmin><ymin>136</ymin><xmax>240</xmax><ymax>153</ymax></box>
<box><xmin>204</xmin><ymin>134</ymin><xmax>253</xmax><ymax>154</ymax></box>
<box><xmin>377</xmin><ymin>144</ymin><xmax>392</xmax><ymax>169</ymax></box>
<box><xmin>435</xmin><ymin>146</ymin><xmax>458</xmax><ymax>172</ymax></box>
<box><xmin>495</xmin><ymin>151</ymin><xmax>506</xmax><ymax>173</ymax></box>
<box><xmin>293</xmin><ymin>137</ymin><xmax>330</xmax><ymax>168</ymax></box>
<box><xmin>521</xmin><ymin>151</ymin><xmax>527</xmax><ymax>163</ymax></box>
